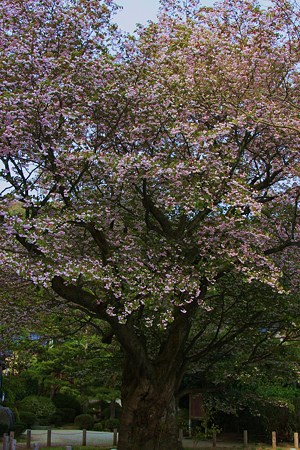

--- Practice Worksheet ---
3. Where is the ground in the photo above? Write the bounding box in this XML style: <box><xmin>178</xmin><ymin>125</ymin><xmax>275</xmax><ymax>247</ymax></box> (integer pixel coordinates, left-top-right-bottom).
<box><xmin>15</xmin><ymin>429</ymin><xmax>297</xmax><ymax>449</ymax></box>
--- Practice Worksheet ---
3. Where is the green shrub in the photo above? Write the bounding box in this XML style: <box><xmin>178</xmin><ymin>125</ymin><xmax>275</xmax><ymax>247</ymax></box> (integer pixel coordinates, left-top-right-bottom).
<box><xmin>101</xmin><ymin>403</ymin><xmax>122</xmax><ymax>420</ymax></box>
<box><xmin>104</xmin><ymin>418</ymin><xmax>119</xmax><ymax>431</ymax></box>
<box><xmin>50</xmin><ymin>413</ymin><xmax>63</xmax><ymax>426</ymax></box>
<box><xmin>56</xmin><ymin>407</ymin><xmax>76</xmax><ymax>423</ymax></box>
<box><xmin>74</xmin><ymin>414</ymin><xmax>94</xmax><ymax>430</ymax></box>
<box><xmin>176</xmin><ymin>408</ymin><xmax>189</xmax><ymax>435</ymax></box>
<box><xmin>52</xmin><ymin>394</ymin><xmax>81</xmax><ymax>415</ymax></box>
<box><xmin>18</xmin><ymin>396</ymin><xmax>56</xmax><ymax>425</ymax></box>
<box><xmin>19</xmin><ymin>411</ymin><xmax>37</xmax><ymax>428</ymax></box>
<box><xmin>93</xmin><ymin>421</ymin><xmax>104</xmax><ymax>431</ymax></box>
<box><xmin>13</xmin><ymin>421</ymin><xmax>27</xmax><ymax>437</ymax></box>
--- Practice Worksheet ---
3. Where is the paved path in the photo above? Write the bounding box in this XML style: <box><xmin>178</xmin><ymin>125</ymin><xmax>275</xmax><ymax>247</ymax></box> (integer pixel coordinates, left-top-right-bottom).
<box><xmin>27</xmin><ymin>430</ymin><xmax>243</xmax><ymax>448</ymax></box>
<box><xmin>26</xmin><ymin>430</ymin><xmax>279</xmax><ymax>449</ymax></box>
<box><xmin>27</xmin><ymin>430</ymin><xmax>114</xmax><ymax>447</ymax></box>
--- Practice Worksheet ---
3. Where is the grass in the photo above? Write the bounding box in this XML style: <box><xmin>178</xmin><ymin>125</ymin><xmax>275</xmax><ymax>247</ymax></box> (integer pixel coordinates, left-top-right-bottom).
<box><xmin>16</xmin><ymin>447</ymin><xmax>112</xmax><ymax>450</ymax></box>
<box><xmin>183</xmin><ymin>446</ymin><xmax>295</xmax><ymax>449</ymax></box>
<box><xmin>13</xmin><ymin>444</ymin><xmax>292</xmax><ymax>450</ymax></box>
<box><xmin>183</xmin><ymin>447</ymin><xmax>297</xmax><ymax>450</ymax></box>
<box><xmin>8</xmin><ymin>437</ymin><xmax>296</xmax><ymax>450</ymax></box>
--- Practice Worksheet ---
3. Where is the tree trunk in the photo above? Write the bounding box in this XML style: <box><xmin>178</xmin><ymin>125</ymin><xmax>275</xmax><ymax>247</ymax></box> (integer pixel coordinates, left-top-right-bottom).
<box><xmin>117</xmin><ymin>359</ymin><xmax>183</xmax><ymax>450</ymax></box>
<box><xmin>50</xmin><ymin>278</ymin><xmax>205</xmax><ymax>449</ymax></box>
<box><xmin>110</xmin><ymin>400</ymin><xmax>116</xmax><ymax>419</ymax></box>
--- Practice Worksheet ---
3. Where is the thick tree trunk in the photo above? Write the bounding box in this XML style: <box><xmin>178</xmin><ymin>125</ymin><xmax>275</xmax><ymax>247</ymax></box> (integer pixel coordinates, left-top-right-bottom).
<box><xmin>117</xmin><ymin>359</ymin><xmax>183</xmax><ymax>450</ymax></box>
<box><xmin>50</xmin><ymin>277</ymin><xmax>207</xmax><ymax>449</ymax></box>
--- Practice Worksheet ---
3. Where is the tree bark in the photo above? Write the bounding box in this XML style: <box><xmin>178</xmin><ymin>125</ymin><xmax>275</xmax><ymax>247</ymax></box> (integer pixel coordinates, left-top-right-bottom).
<box><xmin>117</xmin><ymin>363</ymin><xmax>182</xmax><ymax>450</ymax></box>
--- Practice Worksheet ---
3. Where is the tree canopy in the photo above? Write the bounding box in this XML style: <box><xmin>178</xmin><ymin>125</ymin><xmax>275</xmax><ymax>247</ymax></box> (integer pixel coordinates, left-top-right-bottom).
<box><xmin>0</xmin><ymin>0</ymin><xmax>299</xmax><ymax>449</ymax></box>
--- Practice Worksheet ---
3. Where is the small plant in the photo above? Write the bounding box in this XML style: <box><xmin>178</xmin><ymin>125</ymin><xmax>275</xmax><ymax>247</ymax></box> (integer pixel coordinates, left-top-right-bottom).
<box><xmin>192</xmin><ymin>415</ymin><xmax>222</xmax><ymax>443</ymax></box>
<box><xmin>50</xmin><ymin>412</ymin><xmax>63</xmax><ymax>426</ymax></box>
<box><xmin>93</xmin><ymin>421</ymin><xmax>104</xmax><ymax>431</ymax></box>
<box><xmin>52</xmin><ymin>393</ymin><xmax>81</xmax><ymax>416</ymax></box>
<box><xmin>56</xmin><ymin>408</ymin><xmax>77</xmax><ymax>423</ymax></box>
<box><xmin>13</xmin><ymin>421</ymin><xmax>27</xmax><ymax>437</ymax></box>
<box><xmin>74</xmin><ymin>414</ymin><xmax>94</xmax><ymax>430</ymax></box>
<box><xmin>19</xmin><ymin>411</ymin><xmax>37</xmax><ymax>428</ymax></box>
<box><xmin>104</xmin><ymin>418</ymin><xmax>119</xmax><ymax>431</ymax></box>
<box><xmin>176</xmin><ymin>408</ymin><xmax>189</xmax><ymax>435</ymax></box>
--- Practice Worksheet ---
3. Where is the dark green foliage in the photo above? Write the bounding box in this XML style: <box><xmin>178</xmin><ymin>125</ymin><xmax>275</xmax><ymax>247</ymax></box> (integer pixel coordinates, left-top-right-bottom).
<box><xmin>56</xmin><ymin>408</ymin><xmax>77</xmax><ymax>423</ymax></box>
<box><xmin>101</xmin><ymin>403</ymin><xmax>122</xmax><ymax>419</ymax></box>
<box><xmin>176</xmin><ymin>409</ymin><xmax>189</xmax><ymax>435</ymax></box>
<box><xmin>104</xmin><ymin>418</ymin><xmax>119</xmax><ymax>431</ymax></box>
<box><xmin>93</xmin><ymin>422</ymin><xmax>104</xmax><ymax>431</ymax></box>
<box><xmin>50</xmin><ymin>413</ymin><xmax>63</xmax><ymax>426</ymax></box>
<box><xmin>3</xmin><ymin>371</ymin><xmax>39</xmax><ymax>405</ymax></box>
<box><xmin>13</xmin><ymin>421</ymin><xmax>27</xmax><ymax>437</ymax></box>
<box><xmin>18</xmin><ymin>411</ymin><xmax>37</xmax><ymax>427</ymax></box>
<box><xmin>74</xmin><ymin>414</ymin><xmax>94</xmax><ymax>430</ymax></box>
<box><xmin>18</xmin><ymin>396</ymin><xmax>56</xmax><ymax>424</ymax></box>
<box><xmin>52</xmin><ymin>393</ymin><xmax>81</xmax><ymax>416</ymax></box>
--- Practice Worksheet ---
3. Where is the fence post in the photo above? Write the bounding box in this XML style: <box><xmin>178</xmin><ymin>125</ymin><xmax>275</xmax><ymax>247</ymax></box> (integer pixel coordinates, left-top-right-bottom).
<box><xmin>212</xmin><ymin>431</ymin><xmax>217</xmax><ymax>447</ymax></box>
<box><xmin>113</xmin><ymin>429</ymin><xmax>118</xmax><ymax>446</ymax></box>
<box><xmin>178</xmin><ymin>429</ymin><xmax>183</xmax><ymax>443</ymax></box>
<box><xmin>188</xmin><ymin>419</ymin><xmax>192</xmax><ymax>438</ymax></box>
<box><xmin>272</xmin><ymin>431</ymin><xmax>276</xmax><ymax>449</ymax></box>
<box><xmin>295</xmin><ymin>432</ymin><xmax>299</xmax><ymax>449</ymax></box>
<box><xmin>243</xmin><ymin>430</ymin><xmax>248</xmax><ymax>447</ymax></box>
<box><xmin>3</xmin><ymin>434</ymin><xmax>9</xmax><ymax>450</ymax></box>
<box><xmin>26</xmin><ymin>430</ymin><xmax>31</xmax><ymax>449</ymax></box>
<box><xmin>47</xmin><ymin>429</ymin><xmax>51</xmax><ymax>447</ymax></box>
<box><xmin>82</xmin><ymin>429</ymin><xmax>86</xmax><ymax>446</ymax></box>
<box><xmin>9</xmin><ymin>432</ymin><xmax>14</xmax><ymax>450</ymax></box>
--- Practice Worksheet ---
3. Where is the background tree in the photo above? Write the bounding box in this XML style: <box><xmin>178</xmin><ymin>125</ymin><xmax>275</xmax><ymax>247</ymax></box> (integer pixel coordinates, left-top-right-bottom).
<box><xmin>0</xmin><ymin>0</ymin><xmax>300</xmax><ymax>449</ymax></box>
<box><xmin>2</xmin><ymin>310</ymin><xmax>121</xmax><ymax>413</ymax></box>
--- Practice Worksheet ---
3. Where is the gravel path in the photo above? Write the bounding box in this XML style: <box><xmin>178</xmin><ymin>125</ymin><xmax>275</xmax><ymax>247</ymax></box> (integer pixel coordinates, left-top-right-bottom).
<box><xmin>28</xmin><ymin>430</ymin><xmax>114</xmax><ymax>447</ymax></box>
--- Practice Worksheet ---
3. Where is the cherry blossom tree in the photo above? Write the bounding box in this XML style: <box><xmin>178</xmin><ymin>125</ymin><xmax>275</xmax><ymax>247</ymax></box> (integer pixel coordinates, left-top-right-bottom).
<box><xmin>0</xmin><ymin>0</ymin><xmax>300</xmax><ymax>448</ymax></box>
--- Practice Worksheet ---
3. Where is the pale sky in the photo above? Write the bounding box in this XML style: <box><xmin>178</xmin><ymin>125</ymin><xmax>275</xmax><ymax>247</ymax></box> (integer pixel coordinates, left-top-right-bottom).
<box><xmin>116</xmin><ymin>0</ymin><xmax>215</xmax><ymax>32</ymax></box>
<box><xmin>115</xmin><ymin>0</ymin><xmax>159</xmax><ymax>32</ymax></box>
<box><xmin>115</xmin><ymin>0</ymin><xmax>272</xmax><ymax>32</ymax></box>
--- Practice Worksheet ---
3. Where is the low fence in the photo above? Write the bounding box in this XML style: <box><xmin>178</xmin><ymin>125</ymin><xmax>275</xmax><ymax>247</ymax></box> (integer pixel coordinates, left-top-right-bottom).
<box><xmin>2</xmin><ymin>430</ymin><xmax>118</xmax><ymax>450</ymax></box>
<box><xmin>181</xmin><ymin>429</ymin><xmax>300</xmax><ymax>448</ymax></box>
<box><xmin>1</xmin><ymin>429</ymin><xmax>300</xmax><ymax>449</ymax></box>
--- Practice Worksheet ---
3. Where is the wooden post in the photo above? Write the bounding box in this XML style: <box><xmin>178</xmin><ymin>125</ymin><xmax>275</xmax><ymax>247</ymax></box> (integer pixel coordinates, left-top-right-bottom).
<box><xmin>113</xmin><ymin>429</ymin><xmax>118</xmax><ymax>446</ymax></box>
<box><xmin>294</xmin><ymin>432</ymin><xmax>299</xmax><ymax>449</ymax></box>
<box><xmin>243</xmin><ymin>430</ymin><xmax>248</xmax><ymax>447</ymax></box>
<box><xmin>26</xmin><ymin>430</ymin><xmax>31</xmax><ymax>449</ymax></box>
<box><xmin>272</xmin><ymin>431</ymin><xmax>276</xmax><ymax>449</ymax></box>
<box><xmin>3</xmin><ymin>434</ymin><xmax>9</xmax><ymax>450</ymax></box>
<box><xmin>178</xmin><ymin>429</ymin><xmax>183</xmax><ymax>442</ymax></box>
<box><xmin>9</xmin><ymin>432</ymin><xmax>14</xmax><ymax>450</ymax></box>
<box><xmin>47</xmin><ymin>429</ymin><xmax>51</xmax><ymax>447</ymax></box>
<box><xmin>212</xmin><ymin>431</ymin><xmax>217</xmax><ymax>447</ymax></box>
<box><xmin>82</xmin><ymin>429</ymin><xmax>86</xmax><ymax>446</ymax></box>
